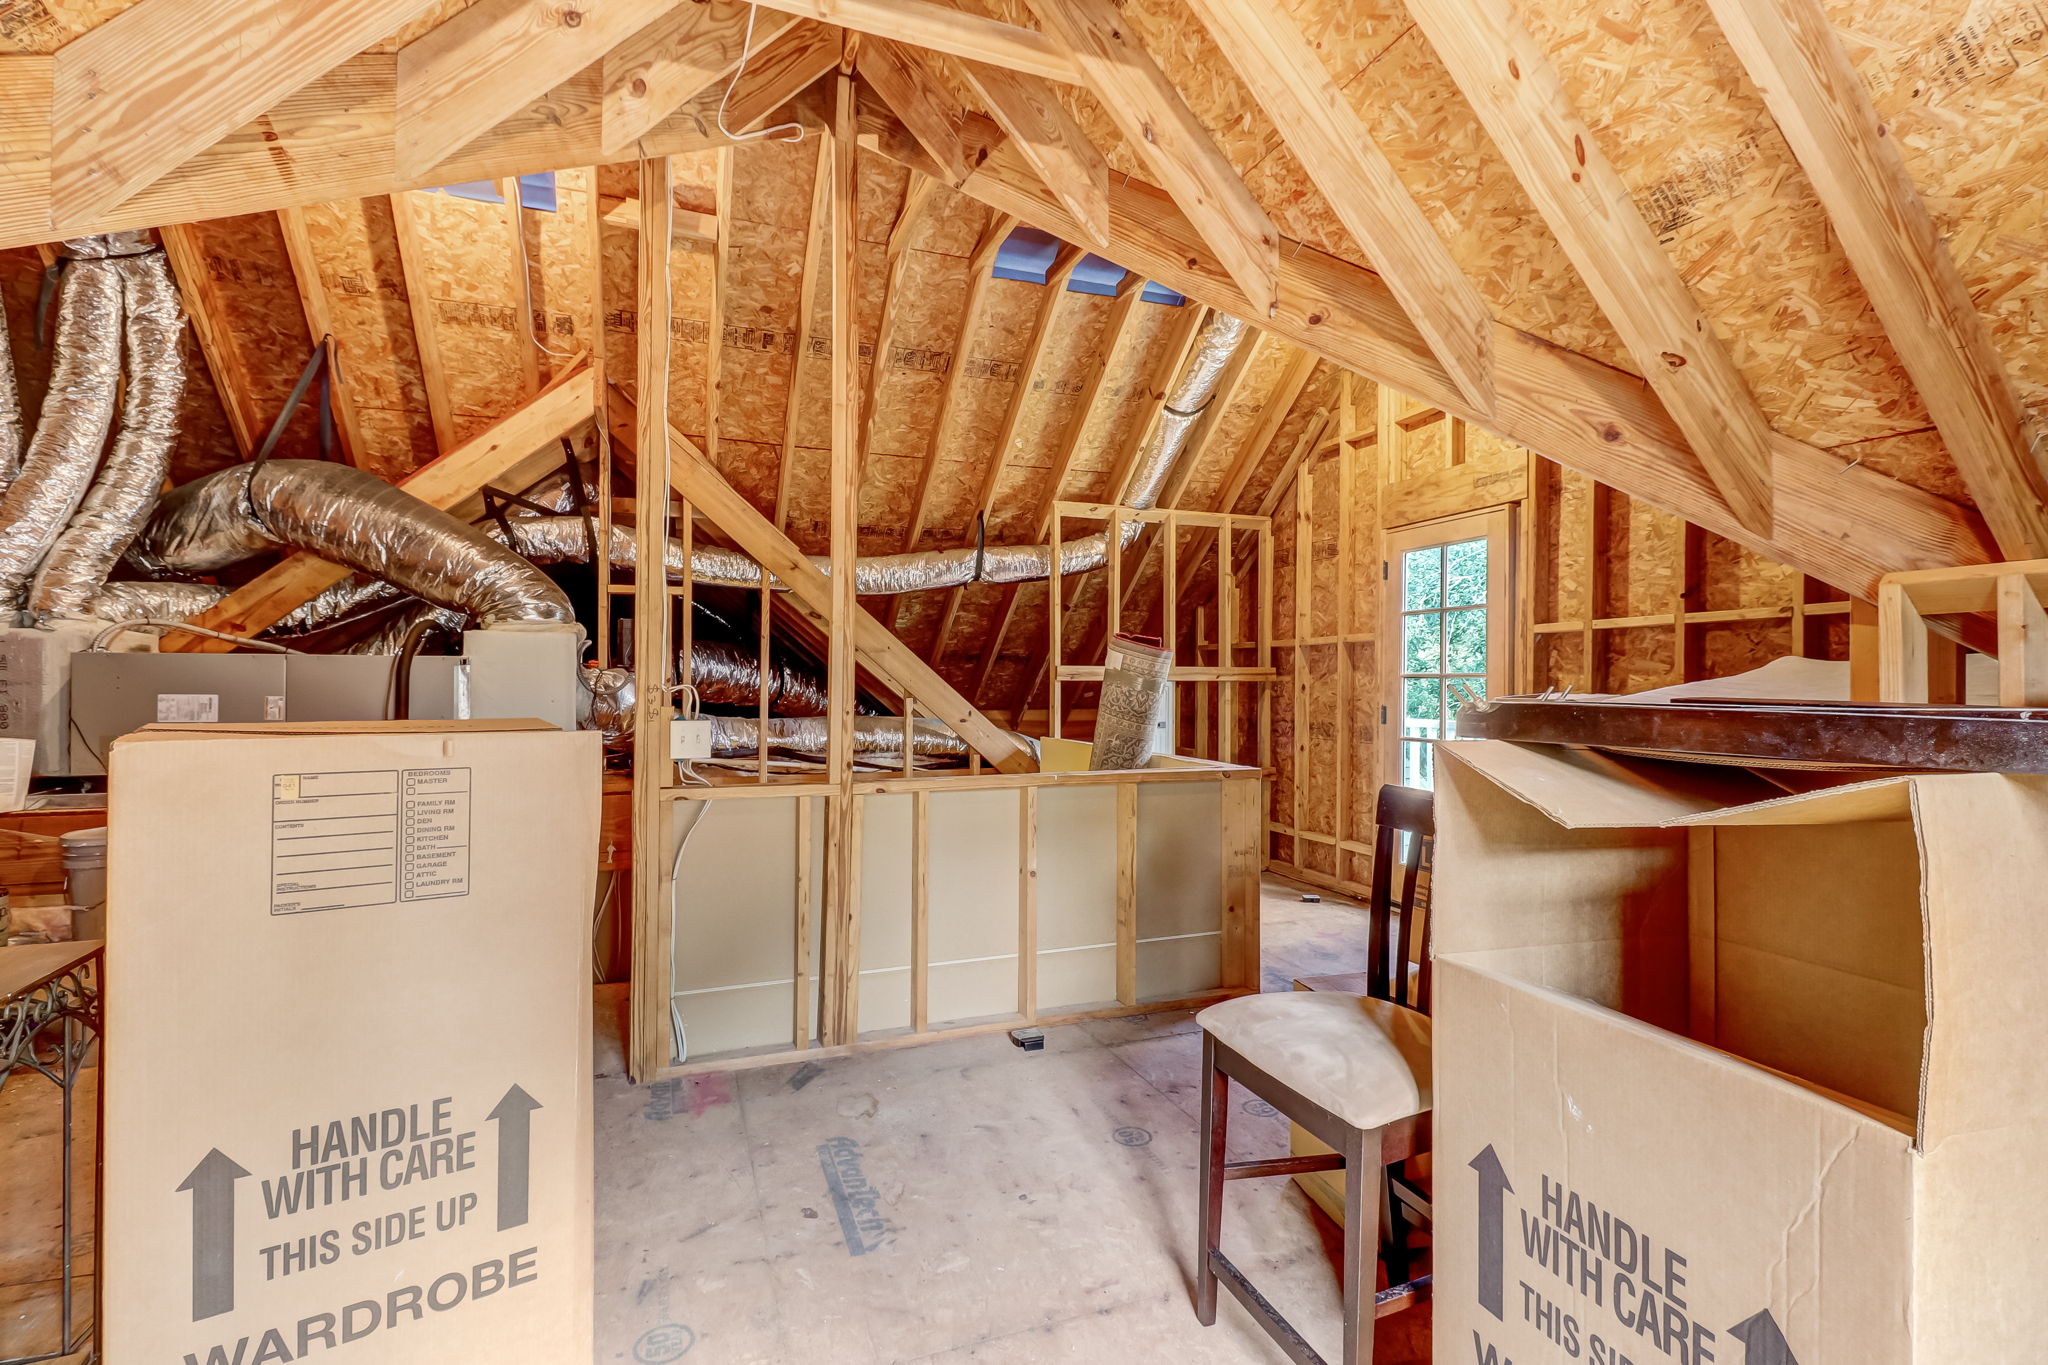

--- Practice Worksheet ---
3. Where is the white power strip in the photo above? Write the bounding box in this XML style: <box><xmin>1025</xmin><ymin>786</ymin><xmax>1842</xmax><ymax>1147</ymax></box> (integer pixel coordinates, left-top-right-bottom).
<box><xmin>671</xmin><ymin>716</ymin><xmax>715</xmax><ymax>761</ymax></box>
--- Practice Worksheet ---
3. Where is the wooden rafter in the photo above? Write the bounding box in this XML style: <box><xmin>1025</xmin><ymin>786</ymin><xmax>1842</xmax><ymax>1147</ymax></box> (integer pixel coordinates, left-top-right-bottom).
<box><xmin>1006</xmin><ymin>299</ymin><xmax>1204</xmax><ymax>719</ymax></box>
<box><xmin>49</xmin><ymin>0</ymin><xmax>436</xmax><ymax>221</ymax></box>
<box><xmin>600</xmin><ymin>2</ymin><xmax>796</xmax><ymax>159</ymax></box>
<box><xmin>387</xmin><ymin>190</ymin><xmax>458</xmax><ymax>453</ymax></box>
<box><xmin>857</xmin><ymin>41</ymin><xmax>973</xmax><ymax>186</ymax></box>
<box><xmin>396</xmin><ymin>0</ymin><xmax>675</xmax><ymax>178</ymax></box>
<box><xmin>1090</xmin><ymin>332</ymin><xmax>1264</xmax><ymax>640</ymax></box>
<box><xmin>705</xmin><ymin>20</ymin><xmax>843</xmax><ymax>133</ymax></box>
<box><xmin>891</xmin><ymin>208</ymin><xmax>1019</xmax><ymax>598</ymax></box>
<box><xmin>925</xmin><ymin>244</ymin><xmax>1084</xmax><ymax>664</ymax></box>
<box><xmin>5</xmin><ymin>37</ymin><xmax>852</xmax><ymax>251</ymax></box>
<box><xmin>748</xmin><ymin>0</ymin><xmax>1082</xmax><ymax>84</ymax></box>
<box><xmin>1173</xmin><ymin>405</ymin><xmax>1333</xmax><ymax>631</ymax></box>
<box><xmin>496</xmin><ymin>178</ymin><xmax>542</xmax><ymax>399</ymax></box>
<box><xmin>954</xmin><ymin>57</ymin><xmax>1108</xmax><ymax>251</ymax></box>
<box><xmin>1023</xmin><ymin>0</ymin><xmax>1279</xmax><ymax>319</ymax></box>
<box><xmin>970</xmin><ymin>279</ymin><xmax>1148</xmax><ymax>706</ymax></box>
<box><xmin>915</xmin><ymin>119</ymin><xmax>1996</xmax><ymax>599</ymax></box>
<box><xmin>1402</xmin><ymin>0</ymin><xmax>1777</xmax><ymax>536</ymax></box>
<box><xmin>274</xmin><ymin>207</ymin><xmax>371</xmax><ymax>467</ymax></box>
<box><xmin>776</xmin><ymin>143</ymin><xmax>831</xmax><ymax>529</ymax></box>
<box><xmin>1182</xmin><ymin>0</ymin><xmax>1492</xmax><ymax>413</ymax></box>
<box><xmin>156</xmin><ymin>224</ymin><xmax>262</xmax><ymax>457</ymax></box>
<box><xmin>1014</xmin><ymin>313</ymin><xmax>1256</xmax><ymax>720</ymax></box>
<box><xmin>1151</xmin><ymin>346</ymin><xmax>1319</xmax><ymax>635</ymax></box>
<box><xmin>857</xmin><ymin>173</ymin><xmax>940</xmax><ymax>483</ymax></box>
<box><xmin>1702</xmin><ymin>0</ymin><xmax>2048</xmax><ymax>560</ymax></box>
<box><xmin>163</xmin><ymin>366</ymin><xmax>597</xmax><ymax>653</ymax></box>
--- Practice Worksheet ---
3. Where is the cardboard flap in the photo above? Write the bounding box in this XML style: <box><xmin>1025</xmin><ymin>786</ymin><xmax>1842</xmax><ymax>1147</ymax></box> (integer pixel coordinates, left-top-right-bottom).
<box><xmin>1668</xmin><ymin>775</ymin><xmax>1916</xmax><ymax>826</ymax></box>
<box><xmin>1438</xmin><ymin>739</ymin><xmax>1781</xmax><ymax>827</ymax></box>
<box><xmin>115</xmin><ymin>718</ymin><xmax>560</xmax><ymax>744</ymax></box>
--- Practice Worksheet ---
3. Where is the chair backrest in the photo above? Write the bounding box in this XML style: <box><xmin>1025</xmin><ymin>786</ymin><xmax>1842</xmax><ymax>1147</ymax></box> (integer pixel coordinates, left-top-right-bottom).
<box><xmin>1367</xmin><ymin>785</ymin><xmax>1435</xmax><ymax>1014</ymax></box>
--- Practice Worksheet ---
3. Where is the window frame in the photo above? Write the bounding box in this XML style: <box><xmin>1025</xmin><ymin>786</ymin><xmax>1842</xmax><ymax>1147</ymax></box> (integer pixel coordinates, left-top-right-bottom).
<box><xmin>1382</xmin><ymin>507</ymin><xmax>1515</xmax><ymax>789</ymax></box>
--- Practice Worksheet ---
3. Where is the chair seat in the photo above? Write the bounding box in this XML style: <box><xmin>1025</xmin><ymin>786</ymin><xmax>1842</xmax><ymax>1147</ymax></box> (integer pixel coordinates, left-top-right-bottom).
<box><xmin>1196</xmin><ymin>991</ymin><xmax>1431</xmax><ymax>1131</ymax></box>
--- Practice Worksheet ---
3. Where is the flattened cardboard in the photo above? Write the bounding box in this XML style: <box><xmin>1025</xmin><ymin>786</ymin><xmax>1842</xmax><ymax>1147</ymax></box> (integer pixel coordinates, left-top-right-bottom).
<box><xmin>104</xmin><ymin>723</ymin><xmax>601</xmax><ymax>1363</ymax></box>
<box><xmin>1434</xmin><ymin>740</ymin><xmax>2048</xmax><ymax>1364</ymax></box>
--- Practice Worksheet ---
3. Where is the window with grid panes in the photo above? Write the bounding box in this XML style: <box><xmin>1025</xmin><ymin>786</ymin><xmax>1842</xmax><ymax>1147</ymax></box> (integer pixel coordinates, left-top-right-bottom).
<box><xmin>1395</xmin><ymin>537</ymin><xmax>1490</xmax><ymax>789</ymax></box>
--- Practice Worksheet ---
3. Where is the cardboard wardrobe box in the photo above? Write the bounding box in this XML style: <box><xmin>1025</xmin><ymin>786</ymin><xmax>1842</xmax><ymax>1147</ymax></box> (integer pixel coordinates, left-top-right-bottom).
<box><xmin>103</xmin><ymin>720</ymin><xmax>601</xmax><ymax>1363</ymax></box>
<box><xmin>1430</xmin><ymin>739</ymin><xmax>2048</xmax><ymax>1365</ymax></box>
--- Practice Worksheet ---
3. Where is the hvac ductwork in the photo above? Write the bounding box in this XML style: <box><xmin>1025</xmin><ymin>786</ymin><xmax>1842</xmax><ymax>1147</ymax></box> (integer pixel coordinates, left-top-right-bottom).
<box><xmin>0</xmin><ymin>241</ymin><xmax>127</xmax><ymax>600</ymax></box>
<box><xmin>706</xmin><ymin>716</ymin><xmax>1038</xmax><ymax>763</ymax></box>
<box><xmin>129</xmin><ymin>460</ymin><xmax>576</xmax><ymax>629</ymax></box>
<box><xmin>0</xmin><ymin>283</ymin><xmax>20</xmax><ymax>495</ymax></box>
<box><xmin>32</xmin><ymin>248</ymin><xmax>187</xmax><ymax>618</ymax></box>
<box><xmin>483</xmin><ymin>310</ymin><xmax>1251</xmax><ymax>600</ymax></box>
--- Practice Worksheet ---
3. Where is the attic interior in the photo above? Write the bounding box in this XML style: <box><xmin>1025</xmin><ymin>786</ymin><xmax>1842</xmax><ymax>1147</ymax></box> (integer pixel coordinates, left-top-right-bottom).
<box><xmin>0</xmin><ymin>0</ymin><xmax>2044</xmax><ymax>1360</ymax></box>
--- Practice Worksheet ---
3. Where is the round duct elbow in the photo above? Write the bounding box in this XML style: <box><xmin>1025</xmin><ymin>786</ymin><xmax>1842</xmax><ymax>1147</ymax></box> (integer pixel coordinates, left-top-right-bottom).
<box><xmin>130</xmin><ymin>460</ymin><xmax>575</xmax><ymax>629</ymax></box>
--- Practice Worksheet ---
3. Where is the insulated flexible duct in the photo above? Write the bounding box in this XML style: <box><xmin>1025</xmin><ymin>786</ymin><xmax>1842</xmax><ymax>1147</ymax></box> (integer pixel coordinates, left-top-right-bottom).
<box><xmin>0</xmin><ymin>283</ymin><xmax>21</xmax><ymax>494</ymax></box>
<box><xmin>481</xmin><ymin>310</ymin><xmax>1251</xmax><ymax>599</ymax></box>
<box><xmin>85</xmin><ymin>580</ymin><xmax>230</xmax><ymax>622</ymax></box>
<box><xmin>32</xmin><ymin>248</ymin><xmax>186</xmax><ymax>618</ymax></box>
<box><xmin>128</xmin><ymin>460</ymin><xmax>575</xmax><ymax>628</ymax></box>
<box><xmin>0</xmin><ymin>238</ymin><xmax>130</xmax><ymax>601</ymax></box>
<box><xmin>706</xmin><ymin>715</ymin><xmax>1038</xmax><ymax>763</ymax></box>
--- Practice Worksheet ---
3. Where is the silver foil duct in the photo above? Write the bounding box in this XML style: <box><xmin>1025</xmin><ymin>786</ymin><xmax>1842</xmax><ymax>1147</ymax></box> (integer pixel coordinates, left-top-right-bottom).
<box><xmin>580</xmin><ymin>666</ymin><xmax>635</xmax><ymax>745</ymax></box>
<box><xmin>84</xmin><ymin>580</ymin><xmax>228</xmax><ymax>622</ymax></box>
<box><xmin>688</xmin><ymin>637</ymin><xmax>832</xmax><ymax>715</ymax></box>
<box><xmin>1122</xmin><ymin>310</ymin><xmax>1247</xmax><ymax>511</ymax></box>
<box><xmin>338</xmin><ymin>601</ymin><xmax>469</xmax><ymax>655</ymax></box>
<box><xmin>488</xmin><ymin>310</ymin><xmax>1247</xmax><ymax>597</ymax></box>
<box><xmin>129</xmin><ymin>460</ymin><xmax>576</xmax><ymax>628</ymax></box>
<box><xmin>0</xmin><ymin>283</ymin><xmax>21</xmax><ymax>497</ymax></box>
<box><xmin>0</xmin><ymin>252</ymin><xmax>123</xmax><ymax>602</ymax></box>
<box><xmin>32</xmin><ymin>250</ymin><xmax>187</xmax><ymax>618</ymax></box>
<box><xmin>706</xmin><ymin>715</ymin><xmax>1039</xmax><ymax>763</ymax></box>
<box><xmin>268</xmin><ymin>574</ymin><xmax>406</xmax><ymax>635</ymax></box>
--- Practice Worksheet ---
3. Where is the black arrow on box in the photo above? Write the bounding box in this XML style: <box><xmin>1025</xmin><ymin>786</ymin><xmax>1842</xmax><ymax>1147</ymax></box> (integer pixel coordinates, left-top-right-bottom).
<box><xmin>1469</xmin><ymin>1144</ymin><xmax>1513</xmax><ymax>1321</ymax></box>
<box><xmin>178</xmin><ymin>1148</ymin><xmax>250</xmax><ymax>1321</ymax></box>
<box><xmin>1730</xmin><ymin>1310</ymin><xmax>1799</xmax><ymax>1364</ymax></box>
<box><xmin>489</xmin><ymin>1084</ymin><xmax>542</xmax><ymax>1231</ymax></box>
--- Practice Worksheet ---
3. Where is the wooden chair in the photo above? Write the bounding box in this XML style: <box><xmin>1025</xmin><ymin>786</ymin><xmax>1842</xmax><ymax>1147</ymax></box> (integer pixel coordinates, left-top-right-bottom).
<box><xmin>1193</xmin><ymin>785</ymin><xmax>1435</xmax><ymax>1364</ymax></box>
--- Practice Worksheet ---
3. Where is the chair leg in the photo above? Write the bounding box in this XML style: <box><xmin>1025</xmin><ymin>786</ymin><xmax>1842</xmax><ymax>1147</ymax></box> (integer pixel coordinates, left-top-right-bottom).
<box><xmin>1341</xmin><ymin>1124</ymin><xmax>1382</xmax><ymax>1365</ymax></box>
<box><xmin>1195</xmin><ymin>1032</ymin><xmax>1228</xmax><ymax>1326</ymax></box>
<box><xmin>1381</xmin><ymin>1160</ymin><xmax>1411</xmax><ymax>1286</ymax></box>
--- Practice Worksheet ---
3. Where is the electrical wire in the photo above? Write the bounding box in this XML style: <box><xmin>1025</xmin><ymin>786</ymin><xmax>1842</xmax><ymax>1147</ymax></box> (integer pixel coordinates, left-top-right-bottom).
<box><xmin>717</xmin><ymin>5</ymin><xmax>807</xmax><ymax>144</ymax></box>
<box><xmin>667</xmin><ymin>799</ymin><xmax>712</xmax><ymax>1065</ymax></box>
<box><xmin>89</xmin><ymin>619</ymin><xmax>301</xmax><ymax>653</ymax></box>
<box><xmin>507</xmin><ymin>185</ymin><xmax>582</xmax><ymax>361</ymax></box>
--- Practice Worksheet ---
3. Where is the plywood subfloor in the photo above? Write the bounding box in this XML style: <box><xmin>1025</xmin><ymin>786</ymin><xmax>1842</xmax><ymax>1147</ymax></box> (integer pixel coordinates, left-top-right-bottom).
<box><xmin>591</xmin><ymin>876</ymin><xmax>1430</xmax><ymax>1364</ymax></box>
<box><xmin>0</xmin><ymin>878</ymin><xmax>1427</xmax><ymax>1364</ymax></box>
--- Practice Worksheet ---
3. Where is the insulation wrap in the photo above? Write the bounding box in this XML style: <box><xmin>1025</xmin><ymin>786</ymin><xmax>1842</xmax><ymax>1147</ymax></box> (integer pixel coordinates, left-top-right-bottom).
<box><xmin>0</xmin><ymin>251</ymin><xmax>124</xmax><ymax>603</ymax></box>
<box><xmin>32</xmin><ymin>250</ymin><xmax>187</xmax><ymax>618</ymax></box>
<box><xmin>0</xmin><ymin>282</ymin><xmax>20</xmax><ymax>497</ymax></box>
<box><xmin>688</xmin><ymin>637</ymin><xmax>832</xmax><ymax>715</ymax></box>
<box><xmin>338</xmin><ymin>601</ymin><xmax>469</xmax><ymax>655</ymax></box>
<box><xmin>85</xmin><ymin>581</ymin><xmax>229</xmax><ymax>622</ymax></box>
<box><xmin>706</xmin><ymin>715</ymin><xmax>1038</xmax><ymax>762</ymax></box>
<box><xmin>129</xmin><ymin>460</ymin><xmax>576</xmax><ymax>628</ymax></box>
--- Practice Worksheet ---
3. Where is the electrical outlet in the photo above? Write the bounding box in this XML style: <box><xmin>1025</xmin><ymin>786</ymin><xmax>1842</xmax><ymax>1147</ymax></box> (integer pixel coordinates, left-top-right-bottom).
<box><xmin>671</xmin><ymin>717</ymin><xmax>715</xmax><ymax>761</ymax></box>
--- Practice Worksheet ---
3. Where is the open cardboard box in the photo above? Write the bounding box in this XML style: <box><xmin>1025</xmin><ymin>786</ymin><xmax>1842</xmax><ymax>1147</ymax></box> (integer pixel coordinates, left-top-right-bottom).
<box><xmin>1432</xmin><ymin>739</ymin><xmax>2048</xmax><ymax>1364</ymax></box>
